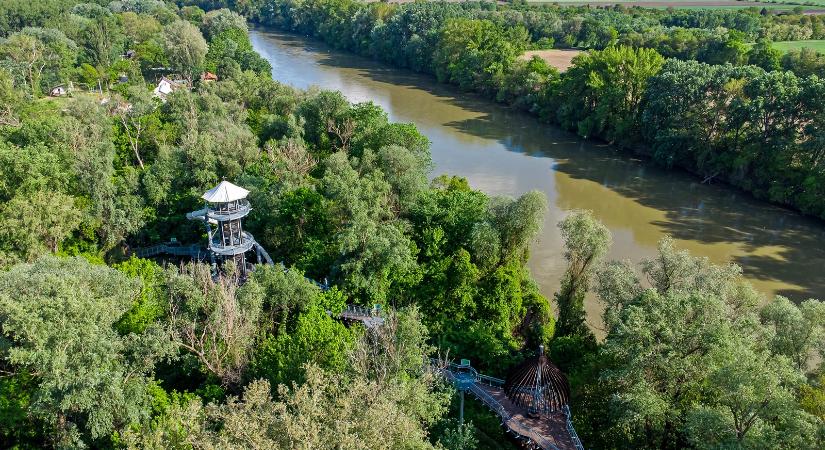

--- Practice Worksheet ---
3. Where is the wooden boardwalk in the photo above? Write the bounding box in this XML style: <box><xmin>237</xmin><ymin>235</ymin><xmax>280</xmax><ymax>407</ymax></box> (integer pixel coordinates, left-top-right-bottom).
<box><xmin>338</xmin><ymin>305</ymin><xmax>385</xmax><ymax>329</ymax></box>
<box><xmin>439</xmin><ymin>364</ymin><xmax>583</xmax><ymax>450</ymax></box>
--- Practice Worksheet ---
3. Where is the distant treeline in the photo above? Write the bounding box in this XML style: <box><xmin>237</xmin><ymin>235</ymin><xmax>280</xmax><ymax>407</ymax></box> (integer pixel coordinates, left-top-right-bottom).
<box><xmin>221</xmin><ymin>0</ymin><xmax>825</xmax><ymax>220</ymax></box>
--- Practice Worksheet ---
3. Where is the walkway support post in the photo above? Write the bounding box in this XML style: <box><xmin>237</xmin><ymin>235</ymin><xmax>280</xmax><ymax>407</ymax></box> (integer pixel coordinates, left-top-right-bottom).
<box><xmin>460</xmin><ymin>390</ymin><xmax>465</xmax><ymax>425</ymax></box>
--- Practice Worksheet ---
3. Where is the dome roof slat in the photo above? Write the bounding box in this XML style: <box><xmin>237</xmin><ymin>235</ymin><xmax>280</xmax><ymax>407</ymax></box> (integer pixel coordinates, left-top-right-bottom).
<box><xmin>503</xmin><ymin>348</ymin><xmax>571</xmax><ymax>415</ymax></box>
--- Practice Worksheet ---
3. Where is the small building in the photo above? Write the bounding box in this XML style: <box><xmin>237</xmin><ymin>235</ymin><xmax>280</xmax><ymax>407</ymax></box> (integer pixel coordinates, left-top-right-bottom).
<box><xmin>201</xmin><ymin>71</ymin><xmax>218</xmax><ymax>83</ymax></box>
<box><xmin>152</xmin><ymin>77</ymin><xmax>187</xmax><ymax>101</ymax></box>
<box><xmin>50</xmin><ymin>85</ymin><xmax>67</xmax><ymax>97</ymax></box>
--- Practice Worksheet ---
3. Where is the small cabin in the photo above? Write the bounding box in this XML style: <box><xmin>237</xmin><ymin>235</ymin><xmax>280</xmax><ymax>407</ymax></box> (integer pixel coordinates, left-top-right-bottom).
<box><xmin>50</xmin><ymin>85</ymin><xmax>67</xmax><ymax>97</ymax></box>
<box><xmin>152</xmin><ymin>77</ymin><xmax>187</xmax><ymax>101</ymax></box>
<box><xmin>201</xmin><ymin>71</ymin><xmax>218</xmax><ymax>83</ymax></box>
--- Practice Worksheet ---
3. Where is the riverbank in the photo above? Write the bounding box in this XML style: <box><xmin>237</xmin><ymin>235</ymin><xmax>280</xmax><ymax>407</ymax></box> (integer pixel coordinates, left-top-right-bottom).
<box><xmin>250</xmin><ymin>29</ymin><xmax>825</xmax><ymax>326</ymax></box>
<box><xmin>242</xmin><ymin>1</ymin><xmax>825</xmax><ymax>227</ymax></box>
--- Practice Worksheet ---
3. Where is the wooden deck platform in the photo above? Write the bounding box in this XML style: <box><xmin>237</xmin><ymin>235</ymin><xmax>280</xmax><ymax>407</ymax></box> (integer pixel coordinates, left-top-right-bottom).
<box><xmin>474</xmin><ymin>383</ymin><xmax>578</xmax><ymax>450</ymax></box>
<box><xmin>438</xmin><ymin>364</ymin><xmax>583</xmax><ymax>450</ymax></box>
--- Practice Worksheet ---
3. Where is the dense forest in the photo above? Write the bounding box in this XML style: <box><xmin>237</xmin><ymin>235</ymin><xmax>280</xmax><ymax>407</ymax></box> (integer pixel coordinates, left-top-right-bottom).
<box><xmin>0</xmin><ymin>1</ymin><xmax>823</xmax><ymax>449</ymax></box>
<box><xmin>219</xmin><ymin>0</ymin><xmax>825</xmax><ymax>221</ymax></box>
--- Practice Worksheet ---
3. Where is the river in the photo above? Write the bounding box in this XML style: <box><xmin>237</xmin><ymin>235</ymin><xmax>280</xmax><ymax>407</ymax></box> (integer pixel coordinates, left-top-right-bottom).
<box><xmin>250</xmin><ymin>29</ymin><xmax>825</xmax><ymax>331</ymax></box>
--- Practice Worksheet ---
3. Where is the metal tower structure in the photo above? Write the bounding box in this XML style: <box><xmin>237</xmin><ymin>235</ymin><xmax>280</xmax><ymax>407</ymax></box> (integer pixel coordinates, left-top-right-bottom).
<box><xmin>186</xmin><ymin>180</ymin><xmax>273</xmax><ymax>274</ymax></box>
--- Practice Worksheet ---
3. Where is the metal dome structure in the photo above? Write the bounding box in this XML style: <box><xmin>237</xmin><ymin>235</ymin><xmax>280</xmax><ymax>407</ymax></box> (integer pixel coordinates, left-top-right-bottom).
<box><xmin>503</xmin><ymin>345</ymin><xmax>570</xmax><ymax>417</ymax></box>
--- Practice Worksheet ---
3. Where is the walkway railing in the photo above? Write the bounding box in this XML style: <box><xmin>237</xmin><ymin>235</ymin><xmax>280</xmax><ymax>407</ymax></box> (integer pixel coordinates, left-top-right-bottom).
<box><xmin>340</xmin><ymin>304</ymin><xmax>379</xmax><ymax>318</ymax></box>
<box><xmin>478</xmin><ymin>374</ymin><xmax>505</xmax><ymax>388</ymax></box>
<box><xmin>563</xmin><ymin>405</ymin><xmax>584</xmax><ymax>450</ymax></box>
<box><xmin>434</xmin><ymin>360</ymin><xmax>569</xmax><ymax>450</ymax></box>
<box><xmin>339</xmin><ymin>304</ymin><xmax>385</xmax><ymax>328</ymax></box>
<box><xmin>135</xmin><ymin>244</ymin><xmax>206</xmax><ymax>259</ymax></box>
<box><xmin>467</xmin><ymin>382</ymin><xmax>509</xmax><ymax>421</ymax></box>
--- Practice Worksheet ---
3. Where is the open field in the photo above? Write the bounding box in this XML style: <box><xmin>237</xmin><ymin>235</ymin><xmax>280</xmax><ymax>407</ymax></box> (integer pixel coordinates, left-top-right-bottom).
<box><xmin>525</xmin><ymin>0</ymin><xmax>825</xmax><ymax>12</ymax></box>
<box><xmin>382</xmin><ymin>0</ymin><xmax>825</xmax><ymax>12</ymax></box>
<box><xmin>521</xmin><ymin>49</ymin><xmax>583</xmax><ymax>71</ymax></box>
<box><xmin>772</xmin><ymin>39</ymin><xmax>825</xmax><ymax>52</ymax></box>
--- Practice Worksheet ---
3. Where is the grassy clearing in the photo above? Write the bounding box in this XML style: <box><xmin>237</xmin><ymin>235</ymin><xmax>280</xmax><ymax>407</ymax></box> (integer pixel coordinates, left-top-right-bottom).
<box><xmin>772</xmin><ymin>40</ymin><xmax>825</xmax><ymax>52</ymax></box>
<box><xmin>521</xmin><ymin>49</ymin><xmax>583</xmax><ymax>71</ymax></box>
<box><xmin>524</xmin><ymin>0</ymin><xmax>825</xmax><ymax>9</ymax></box>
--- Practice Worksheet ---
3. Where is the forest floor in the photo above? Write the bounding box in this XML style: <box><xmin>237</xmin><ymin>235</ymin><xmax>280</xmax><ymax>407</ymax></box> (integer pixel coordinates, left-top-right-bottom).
<box><xmin>520</xmin><ymin>49</ymin><xmax>583</xmax><ymax>71</ymax></box>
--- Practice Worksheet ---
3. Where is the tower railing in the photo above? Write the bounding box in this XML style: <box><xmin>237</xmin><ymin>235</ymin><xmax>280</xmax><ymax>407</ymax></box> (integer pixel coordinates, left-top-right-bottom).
<box><xmin>211</xmin><ymin>199</ymin><xmax>250</xmax><ymax>214</ymax></box>
<box><xmin>208</xmin><ymin>230</ymin><xmax>256</xmax><ymax>256</ymax></box>
<box><xmin>206</xmin><ymin>201</ymin><xmax>251</xmax><ymax>221</ymax></box>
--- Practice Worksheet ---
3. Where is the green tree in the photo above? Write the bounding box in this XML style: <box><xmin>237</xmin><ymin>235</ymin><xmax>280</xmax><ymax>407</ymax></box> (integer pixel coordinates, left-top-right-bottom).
<box><xmin>760</xmin><ymin>296</ymin><xmax>825</xmax><ymax>371</ymax></box>
<box><xmin>554</xmin><ymin>211</ymin><xmax>611</xmax><ymax>338</ymax></box>
<box><xmin>800</xmin><ymin>373</ymin><xmax>825</xmax><ymax>421</ymax></box>
<box><xmin>114</xmin><ymin>257</ymin><xmax>166</xmax><ymax>335</ymax></box>
<box><xmin>557</xmin><ymin>46</ymin><xmax>664</xmax><ymax>145</ymax></box>
<box><xmin>111</xmin><ymin>85</ymin><xmax>157</xmax><ymax>169</ymax></box>
<box><xmin>438</xmin><ymin>422</ymin><xmax>478</xmax><ymax>450</ymax></box>
<box><xmin>247</xmin><ymin>266</ymin><xmax>354</xmax><ymax>387</ymax></box>
<box><xmin>595</xmin><ymin>238</ymin><xmax>821</xmax><ymax>449</ymax></box>
<box><xmin>126</xmin><ymin>307</ymin><xmax>449</xmax><ymax>449</ymax></box>
<box><xmin>132</xmin><ymin>369</ymin><xmax>443</xmax><ymax>450</ymax></box>
<box><xmin>433</xmin><ymin>18</ymin><xmax>530</xmax><ymax>94</ymax></box>
<box><xmin>322</xmin><ymin>151</ymin><xmax>419</xmax><ymax>303</ymax></box>
<box><xmin>69</xmin><ymin>4</ymin><xmax>124</xmax><ymax>71</ymax></box>
<box><xmin>63</xmin><ymin>97</ymin><xmax>145</xmax><ymax>251</ymax></box>
<box><xmin>0</xmin><ymin>68</ymin><xmax>21</xmax><ymax>126</ymax></box>
<box><xmin>490</xmin><ymin>190</ymin><xmax>548</xmax><ymax>261</ymax></box>
<box><xmin>166</xmin><ymin>263</ymin><xmax>264</xmax><ymax>387</ymax></box>
<box><xmin>162</xmin><ymin>20</ymin><xmax>207</xmax><ymax>83</ymax></box>
<box><xmin>203</xmin><ymin>27</ymin><xmax>270</xmax><ymax>78</ymax></box>
<box><xmin>201</xmin><ymin>8</ymin><xmax>248</xmax><ymax>39</ymax></box>
<box><xmin>248</xmin><ymin>300</ymin><xmax>354</xmax><ymax>388</ymax></box>
<box><xmin>0</xmin><ymin>190</ymin><xmax>81</xmax><ymax>262</ymax></box>
<box><xmin>0</xmin><ymin>27</ymin><xmax>78</xmax><ymax>95</ymax></box>
<box><xmin>0</xmin><ymin>256</ymin><xmax>174</xmax><ymax>447</ymax></box>
<box><xmin>748</xmin><ymin>39</ymin><xmax>782</xmax><ymax>72</ymax></box>
<box><xmin>685</xmin><ymin>337</ymin><xmax>816</xmax><ymax>449</ymax></box>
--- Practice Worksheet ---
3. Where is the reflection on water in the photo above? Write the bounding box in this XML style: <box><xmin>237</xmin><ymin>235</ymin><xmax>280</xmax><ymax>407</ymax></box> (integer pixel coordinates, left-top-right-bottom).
<box><xmin>251</xmin><ymin>29</ymin><xmax>825</xmax><ymax>330</ymax></box>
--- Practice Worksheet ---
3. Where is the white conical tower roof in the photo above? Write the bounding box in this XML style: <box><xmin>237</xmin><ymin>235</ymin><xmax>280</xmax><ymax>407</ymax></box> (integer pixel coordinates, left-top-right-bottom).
<box><xmin>201</xmin><ymin>180</ymin><xmax>249</xmax><ymax>203</ymax></box>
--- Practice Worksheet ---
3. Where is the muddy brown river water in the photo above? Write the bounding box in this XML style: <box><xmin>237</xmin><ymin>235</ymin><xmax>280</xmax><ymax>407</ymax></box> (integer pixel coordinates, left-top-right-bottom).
<box><xmin>250</xmin><ymin>29</ymin><xmax>825</xmax><ymax>332</ymax></box>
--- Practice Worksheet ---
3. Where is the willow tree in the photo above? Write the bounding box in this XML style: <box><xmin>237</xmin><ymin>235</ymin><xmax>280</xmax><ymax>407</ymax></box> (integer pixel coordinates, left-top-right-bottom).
<box><xmin>554</xmin><ymin>210</ymin><xmax>611</xmax><ymax>338</ymax></box>
<box><xmin>0</xmin><ymin>256</ymin><xmax>174</xmax><ymax>447</ymax></box>
<box><xmin>594</xmin><ymin>238</ymin><xmax>823</xmax><ymax>449</ymax></box>
<box><xmin>162</xmin><ymin>20</ymin><xmax>207</xmax><ymax>83</ymax></box>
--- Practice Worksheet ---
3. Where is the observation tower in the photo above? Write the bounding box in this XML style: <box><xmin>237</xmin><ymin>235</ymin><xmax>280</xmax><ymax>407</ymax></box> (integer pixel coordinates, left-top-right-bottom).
<box><xmin>186</xmin><ymin>180</ymin><xmax>272</xmax><ymax>274</ymax></box>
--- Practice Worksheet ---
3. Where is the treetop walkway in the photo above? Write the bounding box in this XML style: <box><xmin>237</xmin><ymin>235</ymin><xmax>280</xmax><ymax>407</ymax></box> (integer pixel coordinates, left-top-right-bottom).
<box><xmin>435</xmin><ymin>359</ymin><xmax>584</xmax><ymax>450</ymax></box>
<box><xmin>338</xmin><ymin>304</ymin><xmax>385</xmax><ymax>329</ymax></box>
<box><xmin>134</xmin><ymin>242</ymin><xmax>208</xmax><ymax>260</ymax></box>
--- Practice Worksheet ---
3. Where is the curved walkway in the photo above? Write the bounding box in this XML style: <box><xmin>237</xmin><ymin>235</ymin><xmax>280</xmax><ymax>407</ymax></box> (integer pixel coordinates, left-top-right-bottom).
<box><xmin>439</xmin><ymin>364</ymin><xmax>584</xmax><ymax>450</ymax></box>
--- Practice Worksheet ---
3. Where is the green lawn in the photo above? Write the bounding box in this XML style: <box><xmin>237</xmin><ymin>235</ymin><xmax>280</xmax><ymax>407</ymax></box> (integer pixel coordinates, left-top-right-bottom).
<box><xmin>772</xmin><ymin>40</ymin><xmax>825</xmax><ymax>53</ymax></box>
